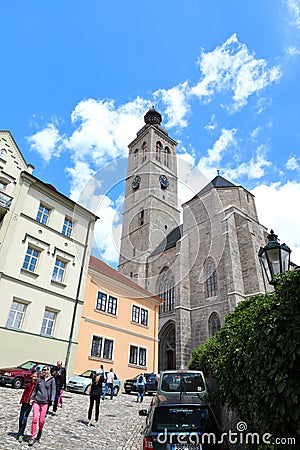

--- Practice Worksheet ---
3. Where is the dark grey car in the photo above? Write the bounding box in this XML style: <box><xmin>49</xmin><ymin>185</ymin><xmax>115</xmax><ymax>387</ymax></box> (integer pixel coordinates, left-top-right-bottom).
<box><xmin>139</xmin><ymin>394</ymin><xmax>229</xmax><ymax>449</ymax></box>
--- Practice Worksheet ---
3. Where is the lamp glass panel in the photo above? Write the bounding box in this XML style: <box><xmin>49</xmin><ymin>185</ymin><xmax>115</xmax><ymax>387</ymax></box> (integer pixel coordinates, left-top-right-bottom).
<box><xmin>266</xmin><ymin>248</ymin><xmax>281</xmax><ymax>276</ymax></box>
<box><xmin>281</xmin><ymin>249</ymin><xmax>290</xmax><ymax>272</ymax></box>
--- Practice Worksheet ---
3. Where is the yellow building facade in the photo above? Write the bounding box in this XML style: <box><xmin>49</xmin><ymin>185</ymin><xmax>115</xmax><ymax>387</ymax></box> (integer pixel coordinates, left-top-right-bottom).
<box><xmin>74</xmin><ymin>256</ymin><xmax>162</xmax><ymax>381</ymax></box>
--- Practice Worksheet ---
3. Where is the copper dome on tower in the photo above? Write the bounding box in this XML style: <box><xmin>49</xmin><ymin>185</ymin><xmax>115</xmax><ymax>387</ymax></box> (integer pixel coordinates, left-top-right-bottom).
<box><xmin>144</xmin><ymin>106</ymin><xmax>162</xmax><ymax>125</ymax></box>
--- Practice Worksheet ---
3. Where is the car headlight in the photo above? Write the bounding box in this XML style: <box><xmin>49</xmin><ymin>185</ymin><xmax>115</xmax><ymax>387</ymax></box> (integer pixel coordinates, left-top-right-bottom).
<box><xmin>4</xmin><ymin>372</ymin><xmax>11</xmax><ymax>376</ymax></box>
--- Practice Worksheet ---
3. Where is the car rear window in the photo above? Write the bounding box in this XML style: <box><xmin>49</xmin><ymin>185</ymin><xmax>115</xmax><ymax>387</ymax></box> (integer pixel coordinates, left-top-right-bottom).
<box><xmin>160</xmin><ymin>372</ymin><xmax>205</xmax><ymax>393</ymax></box>
<box><xmin>152</xmin><ymin>406</ymin><xmax>213</xmax><ymax>432</ymax></box>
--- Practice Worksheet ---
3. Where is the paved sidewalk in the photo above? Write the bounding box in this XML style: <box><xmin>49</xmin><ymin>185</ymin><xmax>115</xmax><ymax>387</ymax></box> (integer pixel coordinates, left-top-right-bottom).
<box><xmin>0</xmin><ymin>386</ymin><xmax>150</xmax><ymax>450</ymax></box>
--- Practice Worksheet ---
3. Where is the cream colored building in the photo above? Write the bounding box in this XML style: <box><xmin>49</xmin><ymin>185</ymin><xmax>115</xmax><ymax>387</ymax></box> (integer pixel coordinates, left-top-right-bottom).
<box><xmin>0</xmin><ymin>131</ymin><xmax>97</xmax><ymax>375</ymax></box>
<box><xmin>74</xmin><ymin>256</ymin><xmax>162</xmax><ymax>380</ymax></box>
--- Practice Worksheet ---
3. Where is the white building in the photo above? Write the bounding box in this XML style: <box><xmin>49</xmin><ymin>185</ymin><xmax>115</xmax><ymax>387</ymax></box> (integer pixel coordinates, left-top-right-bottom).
<box><xmin>0</xmin><ymin>131</ymin><xmax>97</xmax><ymax>374</ymax></box>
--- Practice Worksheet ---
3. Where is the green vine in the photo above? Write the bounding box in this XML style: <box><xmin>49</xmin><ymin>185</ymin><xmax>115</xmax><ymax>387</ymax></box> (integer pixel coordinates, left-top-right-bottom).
<box><xmin>189</xmin><ymin>271</ymin><xmax>300</xmax><ymax>449</ymax></box>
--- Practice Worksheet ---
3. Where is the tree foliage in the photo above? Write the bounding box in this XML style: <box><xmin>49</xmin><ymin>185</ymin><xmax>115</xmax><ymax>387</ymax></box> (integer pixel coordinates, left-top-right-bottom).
<box><xmin>189</xmin><ymin>271</ymin><xmax>300</xmax><ymax>447</ymax></box>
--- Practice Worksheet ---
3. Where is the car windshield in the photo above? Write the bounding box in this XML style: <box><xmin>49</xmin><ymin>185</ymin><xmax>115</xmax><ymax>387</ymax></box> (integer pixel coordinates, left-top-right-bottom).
<box><xmin>153</xmin><ymin>406</ymin><xmax>212</xmax><ymax>432</ymax></box>
<box><xmin>80</xmin><ymin>370</ymin><xmax>95</xmax><ymax>378</ymax></box>
<box><xmin>160</xmin><ymin>372</ymin><xmax>205</xmax><ymax>393</ymax></box>
<box><xmin>17</xmin><ymin>361</ymin><xmax>37</xmax><ymax>370</ymax></box>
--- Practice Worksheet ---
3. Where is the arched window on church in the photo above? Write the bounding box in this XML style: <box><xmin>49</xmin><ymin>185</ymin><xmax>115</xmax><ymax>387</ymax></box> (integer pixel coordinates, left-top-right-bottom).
<box><xmin>141</xmin><ymin>142</ymin><xmax>147</xmax><ymax>163</ymax></box>
<box><xmin>133</xmin><ymin>148</ymin><xmax>139</xmax><ymax>169</ymax></box>
<box><xmin>163</xmin><ymin>146</ymin><xmax>170</xmax><ymax>167</ymax></box>
<box><xmin>139</xmin><ymin>209</ymin><xmax>144</xmax><ymax>226</ymax></box>
<box><xmin>157</xmin><ymin>268</ymin><xmax>175</xmax><ymax>314</ymax></box>
<box><xmin>156</xmin><ymin>141</ymin><xmax>162</xmax><ymax>162</ymax></box>
<box><xmin>208</xmin><ymin>312</ymin><xmax>221</xmax><ymax>337</ymax></box>
<box><xmin>205</xmin><ymin>259</ymin><xmax>218</xmax><ymax>297</ymax></box>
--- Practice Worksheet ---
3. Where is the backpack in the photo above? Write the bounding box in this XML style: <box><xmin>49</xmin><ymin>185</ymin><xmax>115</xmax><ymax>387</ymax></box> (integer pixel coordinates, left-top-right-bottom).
<box><xmin>138</xmin><ymin>375</ymin><xmax>144</xmax><ymax>384</ymax></box>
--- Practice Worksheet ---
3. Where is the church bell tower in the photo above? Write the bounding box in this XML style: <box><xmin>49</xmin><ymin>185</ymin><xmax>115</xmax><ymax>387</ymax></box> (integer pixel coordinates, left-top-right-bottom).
<box><xmin>118</xmin><ymin>107</ymin><xmax>180</xmax><ymax>289</ymax></box>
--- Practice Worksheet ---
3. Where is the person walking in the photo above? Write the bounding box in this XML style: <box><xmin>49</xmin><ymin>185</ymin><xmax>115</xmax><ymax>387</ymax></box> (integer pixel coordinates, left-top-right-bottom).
<box><xmin>136</xmin><ymin>372</ymin><xmax>147</xmax><ymax>402</ymax></box>
<box><xmin>16</xmin><ymin>371</ymin><xmax>38</xmax><ymax>443</ymax></box>
<box><xmin>102</xmin><ymin>368</ymin><xmax>114</xmax><ymax>400</ymax></box>
<box><xmin>87</xmin><ymin>369</ymin><xmax>104</xmax><ymax>426</ymax></box>
<box><xmin>51</xmin><ymin>361</ymin><xmax>66</xmax><ymax>415</ymax></box>
<box><xmin>28</xmin><ymin>366</ymin><xmax>56</xmax><ymax>446</ymax></box>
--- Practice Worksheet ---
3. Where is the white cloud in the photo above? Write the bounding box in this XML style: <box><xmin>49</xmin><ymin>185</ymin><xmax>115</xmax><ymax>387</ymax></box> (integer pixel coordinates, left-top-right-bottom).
<box><xmin>286</xmin><ymin>154</ymin><xmax>300</xmax><ymax>170</ymax></box>
<box><xmin>224</xmin><ymin>145</ymin><xmax>272</xmax><ymax>180</ymax></box>
<box><xmin>197</xmin><ymin>128</ymin><xmax>237</xmax><ymax>178</ymax></box>
<box><xmin>27</xmin><ymin>124</ymin><xmax>62</xmax><ymax>162</ymax></box>
<box><xmin>65</xmin><ymin>97</ymin><xmax>148</xmax><ymax>165</ymax></box>
<box><xmin>154</xmin><ymin>82</ymin><xmax>190</xmax><ymax>128</ymax></box>
<box><xmin>204</xmin><ymin>114</ymin><xmax>217</xmax><ymax>132</ymax></box>
<box><xmin>286</xmin><ymin>0</ymin><xmax>300</xmax><ymax>28</ymax></box>
<box><xmin>66</xmin><ymin>161</ymin><xmax>97</xmax><ymax>201</ymax></box>
<box><xmin>191</xmin><ymin>33</ymin><xmax>281</xmax><ymax>111</ymax></box>
<box><xmin>286</xmin><ymin>45</ymin><xmax>300</xmax><ymax>56</ymax></box>
<box><xmin>93</xmin><ymin>194</ymin><xmax>122</xmax><ymax>264</ymax></box>
<box><xmin>252</xmin><ymin>181</ymin><xmax>300</xmax><ymax>265</ymax></box>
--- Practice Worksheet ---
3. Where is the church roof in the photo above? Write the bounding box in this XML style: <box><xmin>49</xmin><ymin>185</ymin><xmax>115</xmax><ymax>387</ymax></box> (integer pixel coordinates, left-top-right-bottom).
<box><xmin>184</xmin><ymin>175</ymin><xmax>236</xmax><ymax>204</ymax></box>
<box><xmin>150</xmin><ymin>224</ymin><xmax>183</xmax><ymax>256</ymax></box>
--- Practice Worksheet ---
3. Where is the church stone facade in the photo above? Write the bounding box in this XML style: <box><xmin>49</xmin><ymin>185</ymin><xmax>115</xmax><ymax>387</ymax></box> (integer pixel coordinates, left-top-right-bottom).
<box><xmin>119</xmin><ymin>107</ymin><xmax>269</xmax><ymax>371</ymax></box>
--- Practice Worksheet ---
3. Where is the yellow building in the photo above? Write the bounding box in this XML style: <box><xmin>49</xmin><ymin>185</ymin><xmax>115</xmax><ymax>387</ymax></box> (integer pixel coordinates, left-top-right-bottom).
<box><xmin>74</xmin><ymin>256</ymin><xmax>162</xmax><ymax>380</ymax></box>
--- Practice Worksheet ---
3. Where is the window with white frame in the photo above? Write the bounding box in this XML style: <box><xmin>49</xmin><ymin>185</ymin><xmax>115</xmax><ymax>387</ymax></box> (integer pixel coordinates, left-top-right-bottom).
<box><xmin>91</xmin><ymin>335</ymin><xmax>114</xmax><ymax>360</ymax></box>
<box><xmin>40</xmin><ymin>309</ymin><xmax>56</xmax><ymax>336</ymax></box>
<box><xmin>95</xmin><ymin>292</ymin><xmax>117</xmax><ymax>316</ymax></box>
<box><xmin>96</xmin><ymin>292</ymin><xmax>107</xmax><ymax>312</ymax></box>
<box><xmin>132</xmin><ymin>305</ymin><xmax>148</xmax><ymax>326</ymax></box>
<box><xmin>52</xmin><ymin>258</ymin><xmax>66</xmax><ymax>283</ymax></box>
<box><xmin>22</xmin><ymin>246</ymin><xmax>40</xmax><ymax>272</ymax></box>
<box><xmin>0</xmin><ymin>181</ymin><xmax>7</xmax><ymax>191</ymax></box>
<box><xmin>62</xmin><ymin>217</ymin><xmax>73</xmax><ymax>237</ymax></box>
<box><xmin>107</xmin><ymin>296</ymin><xmax>117</xmax><ymax>315</ymax></box>
<box><xmin>36</xmin><ymin>203</ymin><xmax>51</xmax><ymax>225</ymax></box>
<box><xmin>129</xmin><ymin>345</ymin><xmax>147</xmax><ymax>367</ymax></box>
<box><xmin>6</xmin><ymin>300</ymin><xmax>26</xmax><ymax>329</ymax></box>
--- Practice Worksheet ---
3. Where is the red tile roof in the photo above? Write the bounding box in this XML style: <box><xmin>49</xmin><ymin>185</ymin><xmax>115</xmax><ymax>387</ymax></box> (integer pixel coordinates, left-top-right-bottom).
<box><xmin>89</xmin><ymin>255</ymin><xmax>162</xmax><ymax>303</ymax></box>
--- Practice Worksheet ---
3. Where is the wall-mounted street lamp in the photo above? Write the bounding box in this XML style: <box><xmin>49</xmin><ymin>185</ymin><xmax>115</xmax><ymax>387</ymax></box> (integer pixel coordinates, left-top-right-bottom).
<box><xmin>258</xmin><ymin>230</ymin><xmax>291</xmax><ymax>285</ymax></box>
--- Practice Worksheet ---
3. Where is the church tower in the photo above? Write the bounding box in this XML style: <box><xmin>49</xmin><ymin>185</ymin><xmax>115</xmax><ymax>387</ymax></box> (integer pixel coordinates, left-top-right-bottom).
<box><xmin>118</xmin><ymin>107</ymin><xmax>180</xmax><ymax>289</ymax></box>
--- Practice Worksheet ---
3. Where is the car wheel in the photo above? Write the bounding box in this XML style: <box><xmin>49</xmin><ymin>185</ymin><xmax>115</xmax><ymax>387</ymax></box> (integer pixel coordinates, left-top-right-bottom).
<box><xmin>113</xmin><ymin>386</ymin><xmax>119</xmax><ymax>396</ymax></box>
<box><xmin>125</xmin><ymin>389</ymin><xmax>131</xmax><ymax>394</ymax></box>
<box><xmin>12</xmin><ymin>377</ymin><xmax>23</xmax><ymax>389</ymax></box>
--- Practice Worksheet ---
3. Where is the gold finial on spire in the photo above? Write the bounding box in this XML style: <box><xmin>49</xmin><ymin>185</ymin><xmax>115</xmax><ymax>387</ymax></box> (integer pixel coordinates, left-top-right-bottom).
<box><xmin>152</xmin><ymin>103</ymin><xmax>155</xmax><ymax>109</ymax></box>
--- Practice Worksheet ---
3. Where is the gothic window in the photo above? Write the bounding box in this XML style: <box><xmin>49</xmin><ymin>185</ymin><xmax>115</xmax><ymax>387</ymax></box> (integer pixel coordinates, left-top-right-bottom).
<box><xmin>208</xmin><ymin>312</ymin><xmax>221</xmax><ymax>337</ymax></box>
<box><xmin>139</xmin><ymin>209</ymin><xmax>144</xmax><ymax>226</ymax></box>
<box><xmin>133</xmin><ymin>148</ymin><xmax>139</xmax><ymax>169</ymax></box>
<box><xmin>205</xmin><ymin>260</ymin><xmax>218</xmax><ymax>297</ymax></box>
<box><xmin>156</xmin><ymin>141</ymin><xmax>162</xmax><ymax>162</ymax></box>
<box><xmin>141</xmin><ymin>141</ymin><xmax>147</xmax><ymax>163</ymax></box>
<box><xmin>163</xmin><ymin>147</ymin><xmax>170</xmax><ymax>167</ymax></box>
<box><xmin>157</xmin><ymin>268</ymin><xmax>175</xmax><ymax>314</ymax></box>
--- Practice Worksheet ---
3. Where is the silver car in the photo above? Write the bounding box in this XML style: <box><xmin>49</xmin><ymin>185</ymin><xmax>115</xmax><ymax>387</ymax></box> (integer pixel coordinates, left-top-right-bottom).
<box><xmin>66</xmin><ymin>369</ymin><xmax>120</xmax><ymax>395</ymax></box>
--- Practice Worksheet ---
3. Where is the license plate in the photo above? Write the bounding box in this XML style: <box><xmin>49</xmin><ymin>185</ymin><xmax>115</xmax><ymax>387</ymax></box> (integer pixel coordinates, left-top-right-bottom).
<box><xmin>171</xmin><ymin>444</ymin><xmax>203</xmax><ymax>450</ymax></box>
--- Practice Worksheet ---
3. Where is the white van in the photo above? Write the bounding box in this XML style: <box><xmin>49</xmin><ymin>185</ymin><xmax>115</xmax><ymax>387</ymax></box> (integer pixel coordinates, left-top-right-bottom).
<box><xmin>157</xmin><ymin>369</ymin><xmax>207</xmax><ymax>399</ymax></box>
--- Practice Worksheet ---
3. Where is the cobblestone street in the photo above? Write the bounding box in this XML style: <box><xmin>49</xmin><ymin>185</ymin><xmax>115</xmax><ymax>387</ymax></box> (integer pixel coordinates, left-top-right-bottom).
<box><xmin>0</xmin><ymin>386</ymin><xmax>150</xmax><ymax>450</ymax></box>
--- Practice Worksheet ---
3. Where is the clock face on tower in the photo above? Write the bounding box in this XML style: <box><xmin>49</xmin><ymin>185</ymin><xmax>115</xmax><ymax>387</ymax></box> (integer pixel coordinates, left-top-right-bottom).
<box><xmin>159</xmin><ymin>174</ymin><xmax>169</xmax><ymax>189</ymax></box>
<box><xmin>132</xmin><ymin>175</ymin><xmax>141</xmax><ymax>189</ymax></box>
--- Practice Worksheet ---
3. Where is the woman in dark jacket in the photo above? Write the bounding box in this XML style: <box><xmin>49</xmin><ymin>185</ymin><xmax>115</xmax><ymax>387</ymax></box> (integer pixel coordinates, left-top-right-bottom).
<box><xmin>87</xmin><ymin>369</ymin><xmax>104</xmax><ymax>426</ymax></box>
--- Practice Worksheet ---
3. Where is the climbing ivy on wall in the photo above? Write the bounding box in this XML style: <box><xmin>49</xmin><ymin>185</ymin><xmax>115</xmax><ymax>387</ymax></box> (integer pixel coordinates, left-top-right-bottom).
<box><xmin>189</xmin><ymin>271</ymin><xmax>300</xmax><ymax>448</ymax></box>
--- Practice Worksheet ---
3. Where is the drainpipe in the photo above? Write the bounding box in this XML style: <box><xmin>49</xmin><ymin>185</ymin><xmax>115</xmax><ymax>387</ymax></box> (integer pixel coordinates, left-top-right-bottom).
<box><xmin>65</xmin><ymin>218</ymin><xmax>95</xmax><ymax>371</ymax></box>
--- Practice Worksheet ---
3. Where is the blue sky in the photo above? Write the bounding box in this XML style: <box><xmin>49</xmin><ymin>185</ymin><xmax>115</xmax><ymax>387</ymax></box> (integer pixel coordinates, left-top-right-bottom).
<box><xmin>1</xmin><ymin>0</ymin><xmax>300</xmax><ymax>265</ymax></box>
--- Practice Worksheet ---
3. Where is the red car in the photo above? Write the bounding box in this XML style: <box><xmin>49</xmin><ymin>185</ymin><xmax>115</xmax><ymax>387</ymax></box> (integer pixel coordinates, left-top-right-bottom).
<box><xmin>0</xmin><ymin>360</ymin><xmax>51</xmax><ymax>389</ymax></box>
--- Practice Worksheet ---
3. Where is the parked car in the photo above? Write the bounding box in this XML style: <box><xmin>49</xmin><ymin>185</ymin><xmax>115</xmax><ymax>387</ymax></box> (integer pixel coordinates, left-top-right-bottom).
<box><xmin>66</xmin><ymin>369</ymin><xmax>120</xmax><ymax>395</ymax></box>
<box><xmin>124</xmin><ymin>372</ymin><xmax>158</xmax><ymax>395</ymax></box>
<box><xmin>0</xmin><ymin>360</ymin><xmax>51</xmax><ymax>389</ymax></box>
<box><xmin>139</xmin><ymin>394</ymin><xmax>229</xmax><ymax>449</ymax></box>
<box><xmin>157</xmin><ymin>369</ymin><xmax>208</xmax><ymax>399</ymax></box>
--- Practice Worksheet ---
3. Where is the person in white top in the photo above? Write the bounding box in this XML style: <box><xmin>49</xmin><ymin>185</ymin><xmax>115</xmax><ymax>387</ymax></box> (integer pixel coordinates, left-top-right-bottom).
<box><xmin>102</xmin><ymin>368</ymin><xmax>115</xmax><ymax>400</ymax></box>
